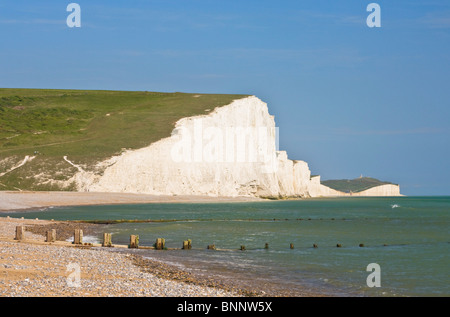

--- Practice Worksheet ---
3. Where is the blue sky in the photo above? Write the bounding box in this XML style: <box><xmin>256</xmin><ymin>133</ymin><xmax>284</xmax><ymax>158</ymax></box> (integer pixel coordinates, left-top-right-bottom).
<box><xmin>1</xmin><ymin>0</ymin><xmax>449</xmax><ymax>195</ymax></box>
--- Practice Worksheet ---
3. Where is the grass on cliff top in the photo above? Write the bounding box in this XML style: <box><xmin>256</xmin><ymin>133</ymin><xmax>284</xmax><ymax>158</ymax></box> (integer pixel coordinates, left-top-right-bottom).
<box><xmin>0</xmin><ymin>88</ymin><xmax>247</xmax><ymax>162</ymax></box>
<box><xmin>321</xmin><ymin>177</ymin><xmax>396</xmax><ymax>193</ymax></box>
<box><xmin>0</xmin><ymin>88</ymin><xmax>248</xmax><ymax>190</ymax></box>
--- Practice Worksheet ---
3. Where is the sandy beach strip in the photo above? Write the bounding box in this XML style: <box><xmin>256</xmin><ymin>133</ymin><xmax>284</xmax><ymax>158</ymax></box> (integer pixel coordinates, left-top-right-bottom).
<box><xmin>0</xmin><ymin>217</ymin><xmax>243</xmax><ymax>297</ymax></box>
<box><xmin>0</xmin><ymin>191</ymin><xmax>263</xmax><ymax>212</ymax></box>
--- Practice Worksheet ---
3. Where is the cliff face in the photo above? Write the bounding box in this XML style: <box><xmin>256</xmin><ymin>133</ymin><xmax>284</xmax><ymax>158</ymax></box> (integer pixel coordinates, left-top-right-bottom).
<box><xmin>73</xmin><ymin>96</ymin><xmax>400</xmax><ymax>198</ymax></box>
<box><xmin>350</xmin><ymin>184</ymin><xmax>401</xmax><ymax>196</ymax></box>
<box><xmin>75</xmin><ymin>96</ymin><xmax>310</xmax><ymax>197</ymax></box>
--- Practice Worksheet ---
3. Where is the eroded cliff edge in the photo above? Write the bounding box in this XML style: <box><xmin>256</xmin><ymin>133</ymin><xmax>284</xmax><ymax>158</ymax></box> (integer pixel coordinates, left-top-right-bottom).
<box><xmin>69</xmin><ymin>96</ymin><xmax>401</xmax><ymax>198</ymax></box>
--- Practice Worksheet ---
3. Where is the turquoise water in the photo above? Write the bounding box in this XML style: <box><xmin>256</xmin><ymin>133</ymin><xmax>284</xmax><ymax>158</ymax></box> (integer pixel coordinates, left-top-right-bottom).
<box><xmin>6</xmin><ymin>196</ymin><xmax>449</xmax><ymax>296</ymax></box>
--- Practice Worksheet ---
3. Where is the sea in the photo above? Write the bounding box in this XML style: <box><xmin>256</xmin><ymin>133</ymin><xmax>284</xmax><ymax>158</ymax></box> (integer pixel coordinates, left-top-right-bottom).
<box><xmin>5</xmin><ymin>196</ymin><xmax>449</xmax><ymax>297</ymax></box>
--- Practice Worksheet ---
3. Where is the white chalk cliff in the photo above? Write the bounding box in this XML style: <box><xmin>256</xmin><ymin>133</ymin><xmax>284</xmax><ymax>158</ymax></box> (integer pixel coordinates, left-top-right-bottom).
<box><xmin>72</xmin><ymin>96</ymin><xmax>401</xmax><ymax>197</ymax></box>
<box><xmin>308</xmin><ymin>176</ymin><xmax>401</xmax><ymax>197</ymax></box>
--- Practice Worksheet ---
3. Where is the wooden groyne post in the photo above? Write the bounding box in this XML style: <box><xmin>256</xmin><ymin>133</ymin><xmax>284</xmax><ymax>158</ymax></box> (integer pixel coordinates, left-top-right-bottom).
<box><xmin>74</xmin><ymin>229</ymin><xmax>83</xmax><ymax>245</ymax></box>
<box><xmin>182</xmin><ymin>240</ymin><xmax>192</xmax><ymax>250</ymax></box>
<box><xmin>129</xmin><ymin>235</ymin><xmax>139</xmax><ymax>248</ymax></box>
<box><xmin>207</xmin><ymin>244</ymin><xmax>216</xmax><ymax>250</ymax></box>
<box><xmin>103</xmin><ymin>233</ymin><xmax>112</xmax><ymax>247</ymax></box>
<box><xmin>15</xmin><ymin>226</ymin><xmax>24</xmax><ymax>241</ymax></box>
<box><xmin>46</xmin><ymin>229</ymin><xmax>56</xmax><ymax>243</ymax></box>
<box><xmin>155</xmin><ymin>238</ymin><xmax>165</xmax><ymax>250</ymax></box>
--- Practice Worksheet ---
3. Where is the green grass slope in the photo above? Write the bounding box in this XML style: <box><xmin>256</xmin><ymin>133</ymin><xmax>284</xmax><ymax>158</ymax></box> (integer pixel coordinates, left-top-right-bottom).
<box><xmin>321</xmin><ymin>177</ymin><xmax>396</xmax><ymax>193</ymax></box>
<box><xmin>0</xmin><ymin>88</ymin><xmax>247</xmax><ymax>191</ymax></box>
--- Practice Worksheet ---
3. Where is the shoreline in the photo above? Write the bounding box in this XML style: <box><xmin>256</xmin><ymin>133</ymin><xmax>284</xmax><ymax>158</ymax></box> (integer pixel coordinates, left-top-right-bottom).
<box><xmin>0</xmin><ymin>216</ymin><xmax>323</xmax><ymax>297</ymax></box>
<box><xmin>0</xmin><ymin>190</ymin><xmax>411</xmax><ymax>214</ymax></box>
<box><xmin>0</xmin><ymin>191</ymin><xmax>266</xmax><ymax>213</ymax></box>
<box><xmin>0</xmin><ymin>217</ymin><xmax>244</xmax><ymax>297</ymax></box>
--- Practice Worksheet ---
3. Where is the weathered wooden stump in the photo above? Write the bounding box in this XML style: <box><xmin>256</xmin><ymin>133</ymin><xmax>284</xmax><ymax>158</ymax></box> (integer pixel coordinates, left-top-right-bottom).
<box><xmin>103</xmin><ymin>233</ymin><xmax>112</xmax><ymax>247</ymax></box>
<box><xmin>46</xmin><ymin>229</ymin><xmax>56</xmax><ymax>243</ymax></box>
<box><xmin>15</xmin><ymin>226</ymin><xmax>24</xmax><ymax>241</ymax></box>
<box><xmin>313</xmin><ymin>243</ymin><xmax>318</xmax><ymax>248</ymax></box>
<box><xmin>290</xmin><ymin>243</ymin><xmax>294</xmax><ymax>249</ymax></box>
<box><xmin>182</xmin><ymin>240</ymin><xmax>192</xmax><ymax>250</ymax></box>
<box><xmin>336</xmin><ymin>243</ymin><xmax>342</xmax><ymax>248</ymax></box>
<box><xmin>129</xmin><ymin>235</ymin><xmax>139</xmax><ymax>248</ymax></box>
<box><xmin>155</xmin><ymin>238</ymin><xmax>165</xmax><ymax>250</ymax></box>
<box><xmin>240</xmin><ymin>245</ymin><xmax>246</xmax><ymax>251</ymax></box>
<box><xmin>264</xmin><ymin>243</ymin><xmax>269</xmax><ymax>249</ymax></box>
<box><xmin>207</xmin><ymin>244</ymin><xmax>216</xmax><ymax>250</ymax></box>
<box><xmin>74</xmin><ymin>229</ymin><xmax>83</xmax><ymax>245</ymax></box>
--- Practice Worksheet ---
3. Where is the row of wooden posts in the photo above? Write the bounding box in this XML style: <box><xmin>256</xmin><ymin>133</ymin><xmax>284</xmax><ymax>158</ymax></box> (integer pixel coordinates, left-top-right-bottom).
<box><xmin>13</xmin><ymin>226</ymin><xmax>190</xmax><ymax>250</ymax></box>
<box><xmin>13</xmin><ymin>226</ymin><xmax>366</xmax><ymax>250</ymax></box>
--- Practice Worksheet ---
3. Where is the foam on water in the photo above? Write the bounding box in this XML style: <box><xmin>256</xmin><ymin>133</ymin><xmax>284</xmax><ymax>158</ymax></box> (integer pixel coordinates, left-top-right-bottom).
<box><xmin>65</xmin><ymin>235</ymin><xmax>101</xmax><ymax>244</ymax></box>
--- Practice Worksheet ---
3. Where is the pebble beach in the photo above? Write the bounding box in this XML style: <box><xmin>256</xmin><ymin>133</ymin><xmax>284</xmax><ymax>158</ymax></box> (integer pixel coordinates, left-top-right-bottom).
<box><xmin>0</xmin><ymin>217</ymin><xmax>242</xmax><ymax>297</ymax></box>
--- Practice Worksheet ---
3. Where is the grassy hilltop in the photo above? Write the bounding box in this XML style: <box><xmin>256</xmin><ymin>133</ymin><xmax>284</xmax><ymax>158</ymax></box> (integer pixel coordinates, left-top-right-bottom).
<box><xmin>0</xmin><ymin>88</ymin><xmax>247</xmax><ymax>191</ymax></box>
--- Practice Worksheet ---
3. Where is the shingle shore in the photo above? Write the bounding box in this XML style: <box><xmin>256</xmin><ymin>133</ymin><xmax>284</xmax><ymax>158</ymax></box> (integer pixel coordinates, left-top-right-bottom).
<box><xmin>0</xmin><ymin>217</ymin><xmax>239</xmax><ymax>297</ymax></box>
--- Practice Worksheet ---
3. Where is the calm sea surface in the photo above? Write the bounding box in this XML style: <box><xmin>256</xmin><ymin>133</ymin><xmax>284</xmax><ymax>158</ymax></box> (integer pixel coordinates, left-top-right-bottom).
<box><xmin>6</xmin><ymin>196</ymin><xmax>449</xmax><ymax>296</ymax></box>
